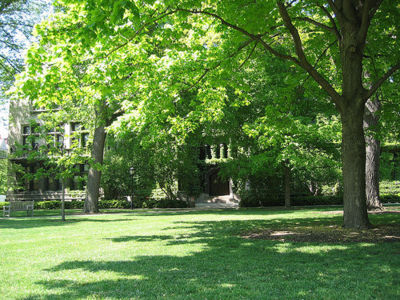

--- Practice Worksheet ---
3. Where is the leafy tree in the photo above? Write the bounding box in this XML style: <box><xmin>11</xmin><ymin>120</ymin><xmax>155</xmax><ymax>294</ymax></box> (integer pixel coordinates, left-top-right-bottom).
<box><xmin>126</xmin><ymin>0</ymin><xmax>399</xmax><ymax>228</ymax></box>
<box><xmin>0</xmin><ymin>0</ymin><xmax>47</xmax><ymax>94</ymax></box>
<box><xmin>0</xmin><ymin>155</ymin><xmax>7</xmax><ymax>194</ymax></box>
<box><xmin>14</xmin><ymin>0</ymin><xmax>400</xmax><ymax>229</ymax></box>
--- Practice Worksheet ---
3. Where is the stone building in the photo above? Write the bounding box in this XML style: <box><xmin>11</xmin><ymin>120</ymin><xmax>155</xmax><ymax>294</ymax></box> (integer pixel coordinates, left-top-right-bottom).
<box><xmin>6</xmin><ymin>98</ymin><xmax>88</xmax><ymax>201</ymax></box>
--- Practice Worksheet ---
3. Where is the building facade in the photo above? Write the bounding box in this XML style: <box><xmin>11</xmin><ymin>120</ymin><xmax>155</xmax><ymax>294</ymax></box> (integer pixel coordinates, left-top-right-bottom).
<box><xmin>7</xmin><ymin>98</ymin><xmax>88</xmax><ymax>201</ymax></box>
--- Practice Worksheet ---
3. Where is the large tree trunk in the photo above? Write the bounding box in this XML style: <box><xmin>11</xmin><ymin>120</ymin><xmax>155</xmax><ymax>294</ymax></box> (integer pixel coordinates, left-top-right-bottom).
<box><xmin>341</xmin><ymin>107</ymin><xmax>370</xmax><ymax>229</ymax></box>
<box><xmin>84</xmin><ymin>125</ymin><xmax>106</xmax><ymax>213</ymax></box>
<box><xmin>364</xmin><ymin>98</ymin><xmax>382</xmax><ymax>210</ymax></box>
<box><xmin>338</xmin><ymin>8</ymin><xmax>373</xmax><ymax>229</ymax></box>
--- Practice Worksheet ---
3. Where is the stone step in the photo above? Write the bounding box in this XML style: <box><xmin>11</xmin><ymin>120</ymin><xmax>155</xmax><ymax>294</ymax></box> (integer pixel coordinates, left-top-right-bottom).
<box><xmin>195</xmin><ymin>202</ymin><xmax>239</xmax><ymax>209</ymax></box>
<box><xmin>197</xmin><ymin>195</ymin><xmax>240</xmax><ymax>204</ymax></box>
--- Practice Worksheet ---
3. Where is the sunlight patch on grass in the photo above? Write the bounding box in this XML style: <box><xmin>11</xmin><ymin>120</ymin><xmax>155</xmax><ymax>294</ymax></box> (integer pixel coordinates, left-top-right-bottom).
<box><xmin>0</xmin><ymin>207</ymin><xmax>399</xmax><ymax>299</ymax></box>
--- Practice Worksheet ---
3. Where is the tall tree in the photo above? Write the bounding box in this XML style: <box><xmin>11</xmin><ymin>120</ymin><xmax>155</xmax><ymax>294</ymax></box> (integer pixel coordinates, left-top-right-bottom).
<box><xmin>364</xmin><ymin>97</ymin><xmax>382</xmax><ymax>210</ymax></box>
<box><xmin>69</xmin><ymin>0</ymin><xmax>399</xmax><ymax>228</ymax></box>
<box><xmin>0</xmin><ymin>0</ymin><xmax>47</xmax><ymax>92</ymax></box>
<box><xmin>161</xmin><ymin>0</ymin><xmax>399</xmax><ymax>228</ymax></box>
<box><xmin>14</xmin><ymin>0</ymin><xmax>400</xmax><ymax>228</ymax></box>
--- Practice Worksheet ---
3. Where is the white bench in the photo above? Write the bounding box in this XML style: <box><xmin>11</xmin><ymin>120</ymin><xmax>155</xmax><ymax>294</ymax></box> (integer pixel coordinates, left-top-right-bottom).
<box><xmin>3</xmin><ymin>201</ymin><xmax>34</xmax><ymax>217</ymax></box>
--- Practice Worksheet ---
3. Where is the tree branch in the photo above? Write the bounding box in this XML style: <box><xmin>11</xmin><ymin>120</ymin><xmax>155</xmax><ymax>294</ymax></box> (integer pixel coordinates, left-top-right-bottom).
<box><xmin>318</xmin><ymin>4</ymin><xmax>341</xmax><ymax>40</ymax></box>
<box><xmin>369</xmin><ymin>0</ymin><xmax>384</xmax><ymax>18</ymax></box>
<box><xmin>103</xmin><ymin>9</ymin><xmax>177</xmax><ymax>59</ymax></box>
<box><xmin>277</xmin><ymin>1</ymin><xmax>341</xmax><ymax>104</ymax></box>
<box><xmin>357</xmin><ymin>0</ymin><xmax>375</xmax><ymax>45</ymax></box>
<box><xmin>327</xmin><ymin>0</ymin><xmax>342</xmax><ymax>19</ymax></box>
<box><xmin>365</xmin><ymin>62</ymin><xmax>400</xmax><ymax>100</ymax></box>
<box><xmin>300</xmin><ymin>39</ymin><xmax>337</xmax><ymax>87</ymax></box>
<box><xmin>294</xmin><ymin>16</ymin><xmax>336</xmax><ymax>34</ymax></box>
<box><xmin>184</xmin><ymin>39</ymin><xmax>255</xmax><ymax>92</ymax></box>
<box><xmin>238</xmin><ymin>41</ymin><xmax>258</xmax><ymax>69</ymax></box>
<box><xmin>175</xmin><ymin>8</ymin><xmax>300</xmax><ymax>65</ymax></box>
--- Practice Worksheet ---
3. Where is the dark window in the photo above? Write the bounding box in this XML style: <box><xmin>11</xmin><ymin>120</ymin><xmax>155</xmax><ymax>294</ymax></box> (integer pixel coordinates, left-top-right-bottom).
<box><xmin>22</xmin><ymin>124</ymin><xmax>39</xmax><ymax>149</ymax></box>
<box><xmin>81</xmin><ymin>133</ymin><xmax>89</xmax><ymax>147</ymax></box>
<box><xmin>23</xmin><ymin>126</ymin><xmax>31</xmax><ymax>134</ymax></box>
<box><xmin>223</xmin><ymin>143</ymin><xmax>228</xmax><ymax>158</ymax></box>
<box><xmin>71</xmin><ymin>122</ymin><xmax>84</xmax><ymax>132</ymax></box>
<box><xmin>206</xmin><ymin>145</ymin><xmax>212</xmax><ymax>159</ymax></box>
<box><xmin>199</xmin><ymin>146</ymin><xmax>206</xmax><ymax>160</ymax></box>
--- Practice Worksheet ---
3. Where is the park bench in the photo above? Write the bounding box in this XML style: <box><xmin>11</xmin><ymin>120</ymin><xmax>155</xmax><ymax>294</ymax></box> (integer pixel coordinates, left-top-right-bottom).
<box><xmin>3</xmin><ymin>201</ymin><xmax>34</xmax><ymax>217</ymax></box>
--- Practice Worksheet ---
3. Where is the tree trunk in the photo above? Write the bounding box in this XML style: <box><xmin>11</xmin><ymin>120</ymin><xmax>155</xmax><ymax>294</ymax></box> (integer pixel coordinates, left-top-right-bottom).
<box><xmin>341</xmin><ymin>107</ymin><xmax>370</xmax><ymax>229</ymax></box>
<box><xmin>364</xmin><ymin>98</ymin><xmax>382</xmax><ymax>210</ymax></box>
<box><xmin>61</xmin><ymin>178</ymin><xmax>65</xmax><ymax>221</ymax></box>
<box><xmin>283</xmin><ymin>162</ymin><xmax>291</xmax><ymax>208</ymax></box>
<box><xmin>84</xmin><ymin>125</ymin><xmax>106</xmax><ymax>213</ymax></box>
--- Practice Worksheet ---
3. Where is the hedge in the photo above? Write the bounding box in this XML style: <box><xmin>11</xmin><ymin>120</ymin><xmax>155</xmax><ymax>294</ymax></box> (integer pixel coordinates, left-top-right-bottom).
<box><xmin>0</xmin><ymin>198</ymin><xmax>189</xmax><ymax>210</ymax></box>
<box><xmin>1</xmin><ymin>195</ymin><xmax>398</xmax><ymax>211</ymax></box>
<box><xmin>240</xmin><ymin>194</ymin><xmax>400</xmax><ymax>207</ymax></box>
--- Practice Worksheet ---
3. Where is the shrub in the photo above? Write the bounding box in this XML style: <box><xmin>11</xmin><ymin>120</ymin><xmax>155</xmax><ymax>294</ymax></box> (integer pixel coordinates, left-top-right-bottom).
<box><xmin>35</xmin><ymin>201</ymin><xmax>60</xmax><ymax>209</ymax></box>
<box><xmin>381</xmin><ymin>195</ymin><xmax>400</xmax><ymax>203</ymax></box>
<box><xmin>0</xmin><ymin>202</ymin><xmax>9</xmax><ymax>209</ymax></box>
<box><xmin>26</xmin><ymin>198</ymin><xmax>189</xmax><ymax>210</ymax></box>
<box><xmin>98</xmin><ymin>199</ymin><xmax>131</xmax><ymax>209</ymax></box>
<box><xmin>291</xmin><ymin>195</ymin><xmax>343</xmax><ymax>206</ymax></box>
<box><xmin>133</xmin><ymin>198</ymin><xmax>188</xmax><ymax>209</ymax></box>
<box><xmin>239</xmin><ymin>194</ymin><xmax>343</xmax><ymax>207</ymax></box>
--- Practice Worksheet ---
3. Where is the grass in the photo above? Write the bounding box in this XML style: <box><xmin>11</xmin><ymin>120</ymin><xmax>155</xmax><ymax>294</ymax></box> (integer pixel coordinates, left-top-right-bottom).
<box><xmin>0</xmin><ymin>207</ymin><xmax>399</xmax><ymax>299</ymax></box>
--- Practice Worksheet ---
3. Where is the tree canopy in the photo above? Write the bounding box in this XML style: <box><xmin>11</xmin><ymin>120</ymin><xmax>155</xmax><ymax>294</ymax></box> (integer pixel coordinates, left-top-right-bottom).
<box><xmin>13</xmin><ymin>0</ymin><xmax>400</xmax><ymax>228</ymax></box>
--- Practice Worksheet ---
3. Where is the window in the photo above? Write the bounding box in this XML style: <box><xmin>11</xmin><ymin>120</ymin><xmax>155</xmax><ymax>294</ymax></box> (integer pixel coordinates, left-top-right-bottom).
<box><xmin>46</xmin><ymin>125</ymin><xmax>64</xmax><ymax>150</ymax></box>
<box><xmin>71</xmin><ymin>122</ymin><xmax>85</xmax><ymax>132</ymax></box>
<box><xmin>81</xmin><ymin>132</ymin><xmax>89</xmax><ymax>148</ymax></box>
<box><xmin>71</xmin><ymin>122</ymin><xmax>89</xmax><ymax>149</ymax></box>
<box><xmin>71</xmin><ymin>164</ymin><xmax>86</xmax><ymax>190</ymax></box>
<box><xmin>21</xmin><ymin>124</ymin><xmax>39</xmax><ymax>150</ymax></box>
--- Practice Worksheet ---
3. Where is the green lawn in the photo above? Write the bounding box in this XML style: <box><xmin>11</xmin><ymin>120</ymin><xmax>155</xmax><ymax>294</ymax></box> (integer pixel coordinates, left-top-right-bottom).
<box><xmin>0</xmin><ymin>207</ymin><xmax>399</xmax><ymax>299</ymax></box>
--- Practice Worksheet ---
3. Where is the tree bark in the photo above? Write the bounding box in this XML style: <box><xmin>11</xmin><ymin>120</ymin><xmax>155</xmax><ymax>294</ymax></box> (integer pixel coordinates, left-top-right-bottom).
<box><xmin>84</xmin><ymin>125</ymin><xmax>106</xmax><ymax>214</ymax></box>
<box><xmin>284</xmin><ymin>162</ymin><xmax>291</xmax><ymax>208</ymax></box>
<box><xmin>337</xmin><ymin>5</ymin><xmax>374</xmax><ymax>229</ymax></box>
<box><xmin>364</xmin><ymin>98</ymin><xmax>382</xmax><ymax>210</ymax></box>
<box><xmin>341</xmin><ymin>107</ymin><xmax>370</xmax><ymax>229</ymax></box>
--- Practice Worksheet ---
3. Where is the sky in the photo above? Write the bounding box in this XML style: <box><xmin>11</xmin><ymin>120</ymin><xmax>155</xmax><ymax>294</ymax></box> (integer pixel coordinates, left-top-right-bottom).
<box><xmin>0</xmin><ymin>0</ymin><xmax>53</xmax><ymax>144</ymax></box>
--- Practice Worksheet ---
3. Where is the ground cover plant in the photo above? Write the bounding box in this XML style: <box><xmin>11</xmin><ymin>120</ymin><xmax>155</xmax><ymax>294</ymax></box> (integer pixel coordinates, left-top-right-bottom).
<box><xmin>1</xmin><ymin>207</ymin><xmax>399</xmax><ymax>299</ymax></box>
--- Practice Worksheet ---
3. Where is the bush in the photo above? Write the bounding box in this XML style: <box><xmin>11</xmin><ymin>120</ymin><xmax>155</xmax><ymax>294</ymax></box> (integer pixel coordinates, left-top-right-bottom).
<box><xmin>98</xmin><ymin>199</ymin><xmax>131</xmax><ymax>209</ymax></box>
<box><xmin>239</xmin><ymin>194</ymin><xmax>400</xmax><ymax>207</ymax></box>
<box><xmin>239</xmin><ymin>194</ymin><xmax>343</xmax><ymax>207</ymax></box>
<box><xmin>381</xmin><ymin>195</ymin><xmax>400</xmax><ymax>203</ymax></box>
<box><xmin>0</xmin><ymin>202</ymin><xmax>9</xmax><ymax>209</ymax></box>
<box><xmin>291</xmin><ymin>195</ymin><xmax>343</xmax><ymax>206</ymax></box>
<box><xmin>26</xmin><ymin>198</ymin><xmax>189</xmax><ymax>210</ymax></box>
<box><xmin>133</xmin><ymin>198</ymin><xmax>188</xmax><ymax>209</ymax></box>
<box><xmin>35</xmin><ymin>200</ymin><xmax>60</xmax><ymax>209</ymax></box>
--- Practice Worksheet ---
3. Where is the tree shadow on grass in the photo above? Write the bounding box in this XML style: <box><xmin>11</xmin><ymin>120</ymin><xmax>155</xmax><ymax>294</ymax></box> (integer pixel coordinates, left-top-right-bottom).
<box><xmin>23</xmin><ymin>216</ymin><xmax>400</xmax><ymax>299</ymax></box>
<box><xmin>0</xmin><ymin>206</ymin><xmax>340</xmax><ymax>230</ymax></box>
<box><xmin>0</xmin><ymin>218</ymin><xmax>135</xmax><ymax>230</ymax></box>
<box><xmin>106</xmin><ymin>235</ymin><xmax>175</xmax><ymax>243</ymax></box>
<box><xmin>128</xmin><ymin>206</ymin><xmax>341</xmax><ymax>217</ymax></box>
